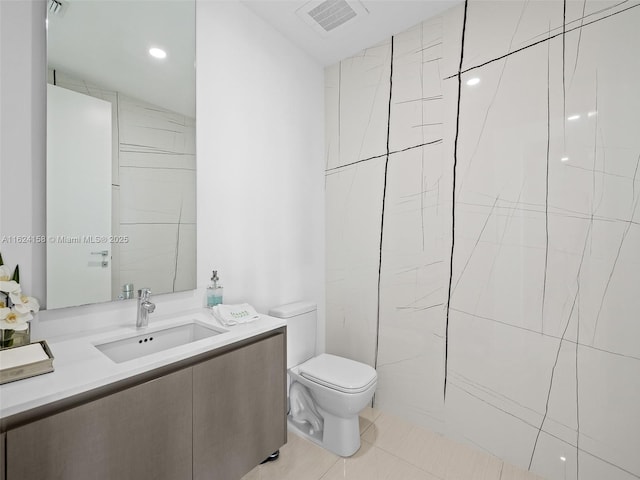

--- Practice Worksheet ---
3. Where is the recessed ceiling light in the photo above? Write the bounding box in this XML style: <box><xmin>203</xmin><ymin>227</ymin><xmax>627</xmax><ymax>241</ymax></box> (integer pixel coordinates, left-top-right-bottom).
<box><xmin>149</xmin><ymin>47</ymin><xmax>167</xmax><ymax>59</ymax></box>
<box><xmin>561</xmin><ymin>156</ymin><xmax>569</xmax><ymax>162</ymax></box>
<box><xmin>567</xmin><ymin>114</ymin><xmax>580</xmax><ymax>121</ymax></box>
<box><xmin>560</xmin><ymin>456</ymin><xmax>567</xmax><ymax>462</ymax></box>
<box><xmin>466</xmin><ymin>77</ymin><xmax>480</xmax><ymax>86</ymax></box>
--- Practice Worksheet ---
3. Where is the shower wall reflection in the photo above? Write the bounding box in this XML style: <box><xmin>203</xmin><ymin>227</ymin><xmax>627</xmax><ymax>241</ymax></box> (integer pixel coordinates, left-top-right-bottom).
<box><xmin>47</xmin><ymin>70</ymin><xmax>196</xmax><ymax>307</ymax></box>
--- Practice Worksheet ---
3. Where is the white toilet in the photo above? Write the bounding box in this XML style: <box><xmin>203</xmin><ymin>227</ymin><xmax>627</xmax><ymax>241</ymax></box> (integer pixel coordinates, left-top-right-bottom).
<box><xmin>269</xmin><ymin>301</ymin><xmax>377</xmax><ymax>457</ymax></box>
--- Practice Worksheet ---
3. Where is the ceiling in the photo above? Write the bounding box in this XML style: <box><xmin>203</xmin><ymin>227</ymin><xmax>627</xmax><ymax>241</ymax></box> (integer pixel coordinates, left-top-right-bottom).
<box><xmin>241</xmin><ymin>0</ymin><xmax>462</xmax><ymax>66</ymax></box>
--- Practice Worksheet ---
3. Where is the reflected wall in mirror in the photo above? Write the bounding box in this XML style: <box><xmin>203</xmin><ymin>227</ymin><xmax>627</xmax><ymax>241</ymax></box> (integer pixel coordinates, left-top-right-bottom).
<box><xmin>46</xmin><ymin>0</ymin><xmax>196</xmax><ymax>310</ymax></box>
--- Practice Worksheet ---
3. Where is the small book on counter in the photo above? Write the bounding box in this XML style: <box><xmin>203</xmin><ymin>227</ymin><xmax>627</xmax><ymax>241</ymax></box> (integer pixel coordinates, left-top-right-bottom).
<box><xmin>0</xmin><ymin>341</ymin><xmax>54</xmax><ymax>385</ymax></box>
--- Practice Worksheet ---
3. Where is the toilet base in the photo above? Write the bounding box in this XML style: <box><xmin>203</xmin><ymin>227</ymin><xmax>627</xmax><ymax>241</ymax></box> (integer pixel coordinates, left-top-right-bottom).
<box><xmin>287</xmin><ymin>410</ymin><xmax>361</xmax><ymax>457</ymax></box>
<box><xmin>288</xmin><ymin>415</ymin><xmax>323</xmax><ymax>444</ymax></box>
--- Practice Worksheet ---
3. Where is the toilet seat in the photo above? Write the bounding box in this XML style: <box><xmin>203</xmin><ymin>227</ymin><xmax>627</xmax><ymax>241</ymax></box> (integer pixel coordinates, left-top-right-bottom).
<box><xmin>298</xmin><ymin>353</ymin><xmax>377</xmax><ymax>394</ymax></box>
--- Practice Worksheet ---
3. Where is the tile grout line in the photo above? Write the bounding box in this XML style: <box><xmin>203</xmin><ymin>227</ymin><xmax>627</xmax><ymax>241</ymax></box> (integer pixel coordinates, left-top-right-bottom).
<box><xmin>316</xmin><ymin>455</ymin><xmax>342</xmax><ymax>480</ymax></box>
<box><xmin>359</xmin><ymin>432</ymin><xmax>446</xmax><ymax>480</ymax></box>
<box><xmin>324</xmin><ymin>139</ymin><xmax>443</xmax><ymax>174</ymax></box>
<box><xmin>445</xmin><ymin>0</ymin><xmax>468</xmax><ymax>401</ymax></box>
<box><xmin>374</xmin><ymin>35</ymin><xmax>394</xmax><ymax>372</ymax></box>
<box><xmin>444</xmin><ymin>2</ymin><xmax>640</xmax><ymax>81</ymax></box>
<box><xmin>542</xmin><ymin>19</ymin><xmax>551</xmax><ymax>335</ymax></box>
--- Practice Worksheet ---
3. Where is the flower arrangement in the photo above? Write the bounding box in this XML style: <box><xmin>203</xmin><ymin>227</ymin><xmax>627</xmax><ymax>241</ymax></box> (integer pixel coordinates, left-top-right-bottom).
<box><xmin>0</xmin><ymin>252</ymin><xmax>40</xmax><ymax>349</ymax></box>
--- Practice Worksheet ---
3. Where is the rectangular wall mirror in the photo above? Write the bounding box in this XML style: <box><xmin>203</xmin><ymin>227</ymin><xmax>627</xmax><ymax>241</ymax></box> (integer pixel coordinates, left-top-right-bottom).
<box><xmin>46</xmin><ymin>0</ymin><xmax>196</xmax><ymax>309</ymax></box>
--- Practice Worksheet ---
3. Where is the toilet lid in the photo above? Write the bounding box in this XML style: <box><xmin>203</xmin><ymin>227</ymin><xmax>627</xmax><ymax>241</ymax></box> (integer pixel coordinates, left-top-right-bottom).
<box><xmin>299</xmin><ymin>354</ymin><xmax>377</xmax><ymax>394</ymax></box>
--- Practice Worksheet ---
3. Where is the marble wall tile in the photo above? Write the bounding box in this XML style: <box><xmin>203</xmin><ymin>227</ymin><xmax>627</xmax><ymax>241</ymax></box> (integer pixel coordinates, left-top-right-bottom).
<box><xmin>575</xmin><ymin>346</ymin><xmax>640</xmax><ymax>480</ymax></box>
<box><xmin>118</xmin><ymin>224</ymin><xmax>182</xmax><ymax>296</ymax></box>
<box><xmin>462</xmin><ymin>0</ymin><xmax>562</xmax><ymax>72</ymax></box>
<box><xmin>118</xmin><ymin>95</ymin><xmax>196</xmax><ymax>158</ymax></box>
<box><xmin>389</xmin><ymin>19</ymin><xmax>444</xmax><ymax>152</ymax></box>
<box><xmin>528</xmin><ymin>430</ymin><xmax>579</xmax><ymax>480</ymax></box>
<box><xmin>326</xmin><ymin>40</ymin><xmax>392</xmax><ymax>170</ymax></box>
<box><xmin>111</xmin><ymin>185</ymin><xmax>121</xmax><ymax>299</ymax></box>
<box><xmin>325</xmin><ymin>63</ymin><xmax>340</xmax><ymax>170</ymax></box>
<box><xmin>452</xmin><ymin>35</ymin><xmax>556</xmax><ymax>342</ymax></box>
<box><xmin>446</xmin><ymin>309</ymin><xmax>563</xmax><ymax>466</ymax></box>
<box><xmin>440</xmin><ymin>3</ymin><xmax>465</xmax><ymax>80</ymax></box>
<box><xmin>325</xmin><ymin>1</ymin><xmax>640</xmax><ymax>479</ymax></box>
<box><xmin>558</xmin><ymin>7</ymin><xmax>640</xmax><ymax>359</ymax></box>
<box><xmin>374</xmin><ymin>143</ymin><xmax>449</xmax><ymax>432</ymax></box>
<box><xmin>117</xmin><ymin>95</ymin><xmax>196</xmax><ymax>295</ymax></box>
<box><xmin>118</xmin><ymin>102</ymin><xmax>196</xmax><ymax>169</ymax></box>
<box><xmin>119</xmin><ymin>150</ymin><xmax>196</xmax><ymax>171</ymax></box>
<box><xmin>173</xmin><ymin>223</ymin><xmax>197</xmax><ymax>294</ymax></box>
<box><xmin>325</xmin><ymin>159</ymin><xmax>385</xmax><ymax>366</ymax></box>
<box><xmin>119</xmin><ymin>166</ymin><xmax>196</xmax><ymax>225</ymax></box>
<box><xmin>461</xmin><ymin>1</ymin><xmax>638</xmax><ymax>74</ymax></box>
<box><xmin>450</xmin><ymin>4</ymin><xmax>640</xmax><ymax>477</ymax></box>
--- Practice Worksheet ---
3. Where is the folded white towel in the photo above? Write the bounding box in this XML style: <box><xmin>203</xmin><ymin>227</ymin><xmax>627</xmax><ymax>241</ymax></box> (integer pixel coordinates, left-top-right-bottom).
<box><xmin>0</xmin><ymin>343</ymin><xmax>49</xmax><ymax>370</ymax></box>
<box><xmin>211</xmin><ymin>303</ymin><xmax>259</xmax><ymax>326</ymax></box>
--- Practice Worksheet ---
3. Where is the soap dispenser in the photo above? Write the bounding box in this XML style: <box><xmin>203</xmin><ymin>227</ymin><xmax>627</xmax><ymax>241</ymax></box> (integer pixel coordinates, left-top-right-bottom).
<box><xmin>206</xmin><ymin>270</ymin><xmax>223</xmax><ymax>307</ymax></box>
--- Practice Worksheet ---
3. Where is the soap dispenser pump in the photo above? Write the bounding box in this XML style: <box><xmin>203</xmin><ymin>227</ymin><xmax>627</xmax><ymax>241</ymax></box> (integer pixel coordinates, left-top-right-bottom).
<box><xmin>206</xmin><ymin>270</ymin><xmax>223</xmax><ymax>307</ymax></box>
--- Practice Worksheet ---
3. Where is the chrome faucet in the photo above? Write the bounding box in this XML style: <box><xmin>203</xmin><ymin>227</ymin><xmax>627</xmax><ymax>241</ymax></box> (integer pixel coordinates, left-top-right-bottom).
<box><xmin>136</xmin><ymin>288</ymin><xmax>156</xmax><ymax>328</ymax></box>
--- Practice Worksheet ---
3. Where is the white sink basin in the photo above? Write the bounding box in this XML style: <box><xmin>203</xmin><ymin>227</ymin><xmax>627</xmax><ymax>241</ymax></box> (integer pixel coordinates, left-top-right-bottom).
<box><xmin>95</xmin><ymin>321</ymin><xmax>226</xmax><ymax>363</ymax></box>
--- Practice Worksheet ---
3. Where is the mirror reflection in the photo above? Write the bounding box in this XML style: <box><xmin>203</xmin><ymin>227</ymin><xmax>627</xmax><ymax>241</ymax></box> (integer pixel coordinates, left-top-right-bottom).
<box><xmin>46</xmin><ymin>0</ymin><xmax>196</xmax><ymax>310</ymax></box>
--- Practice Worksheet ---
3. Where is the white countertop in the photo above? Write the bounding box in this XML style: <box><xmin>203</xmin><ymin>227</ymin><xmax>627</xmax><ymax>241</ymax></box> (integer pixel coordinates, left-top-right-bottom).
<box><xmin>0</xmin><ymin>308</ymin><xmax>285</xmax><ymax>419</ymax></box>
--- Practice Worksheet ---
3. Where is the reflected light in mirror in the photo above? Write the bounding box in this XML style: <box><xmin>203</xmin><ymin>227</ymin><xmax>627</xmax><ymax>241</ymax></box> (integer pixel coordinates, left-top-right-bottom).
<box><xmin>149</xmin><ymin>47</ymin><xmax>167</xmax><ymax>59</ymax></box>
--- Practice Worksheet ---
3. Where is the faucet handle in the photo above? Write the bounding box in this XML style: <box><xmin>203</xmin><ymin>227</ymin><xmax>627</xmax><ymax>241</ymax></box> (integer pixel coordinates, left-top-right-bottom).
<box><xmin>138</xmin><ymin>288</ymin><xmax>152</xmax><ymax>301</ymax></box>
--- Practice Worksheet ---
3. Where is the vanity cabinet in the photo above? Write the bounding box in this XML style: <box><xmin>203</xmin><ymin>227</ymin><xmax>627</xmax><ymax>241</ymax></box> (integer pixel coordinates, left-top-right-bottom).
<box><xmin>1</xmin><ymin>433</ymin><xmax>5</xmax><ymax>480</ymax></box>
<box><xmin>6</xmin><ymin>369</ymin><xmax>193</xmax><ymax>480</ymax></box>
<box><xmin>193</xmin><ymin>332</ymin><xmax>286</xmax><ymax>480</ymax></box>
<box><xmin>2</xmin><ymin>329</ymin><xmax>286</xmax><ymax>480</ymax></box>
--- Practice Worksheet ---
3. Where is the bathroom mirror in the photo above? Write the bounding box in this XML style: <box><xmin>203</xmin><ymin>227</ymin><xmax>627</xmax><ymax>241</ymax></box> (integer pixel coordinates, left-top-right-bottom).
<box><xmin>46</xmin><ymin>0</ymin><xmax>196</xmax><ymax>309</ymax></box>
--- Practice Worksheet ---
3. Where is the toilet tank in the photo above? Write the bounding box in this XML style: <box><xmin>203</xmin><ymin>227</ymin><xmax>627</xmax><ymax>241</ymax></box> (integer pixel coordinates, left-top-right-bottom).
<box><xmin>269</xmin><ymin>301</ymin><xmax>317</xmax><ymax>369</ymax></box>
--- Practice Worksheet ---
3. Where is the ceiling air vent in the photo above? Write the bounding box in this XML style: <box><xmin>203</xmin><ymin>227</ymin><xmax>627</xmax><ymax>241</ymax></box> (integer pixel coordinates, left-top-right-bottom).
<box><xmin>309</xmin><ymin>0</ymin><xmax>356</xmax><ymax>32</ymax></box>
<box><xmin>296</xmin><ymin>0</ymin><xmax>368</xmax><ymax>36</ymax></box>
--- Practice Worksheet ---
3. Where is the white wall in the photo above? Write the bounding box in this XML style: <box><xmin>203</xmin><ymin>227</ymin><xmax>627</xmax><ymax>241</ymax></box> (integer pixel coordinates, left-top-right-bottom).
<box><xmin>1</xmin><ymin>0</ymin><xmax>326</xmax><ymax>353</ymax></box>
<box><xmin>196</xmin><ymin>1</ymin><xmax>325</xmax><ymax>351</ymax></box>
<box><xmin>0</xmin><ymin>0</ymin><xmax>46</xmax><ymax>300</ymax></box>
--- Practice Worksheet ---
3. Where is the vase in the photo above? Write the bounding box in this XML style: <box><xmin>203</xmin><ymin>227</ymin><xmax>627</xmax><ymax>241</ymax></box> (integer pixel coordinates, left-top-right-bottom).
<box><xmin>0</xmin><ymin>322</ymin><xmax>31</xmax><ymax>350</ymax></box>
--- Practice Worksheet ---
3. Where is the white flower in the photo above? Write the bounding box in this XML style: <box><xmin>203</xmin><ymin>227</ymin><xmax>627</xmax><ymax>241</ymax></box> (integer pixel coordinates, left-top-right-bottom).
<box><xmin>0</xmin><ymin>307</ymin><xmax>31</xmax><ymax>331</ymax></box>
<box><xmin>9</xmin><ymin>292</ymin><xmax>40</xmax><ymax>314</ymax></box>
<box><xmin>0</xmin><ymin>265</ymin><xmax>20</xmax><ymax>294</ymax></box>
<box><xmin>0</xmin><ymin>265</ymin><xmax>11</xmax><ymax>280</ymax></box>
